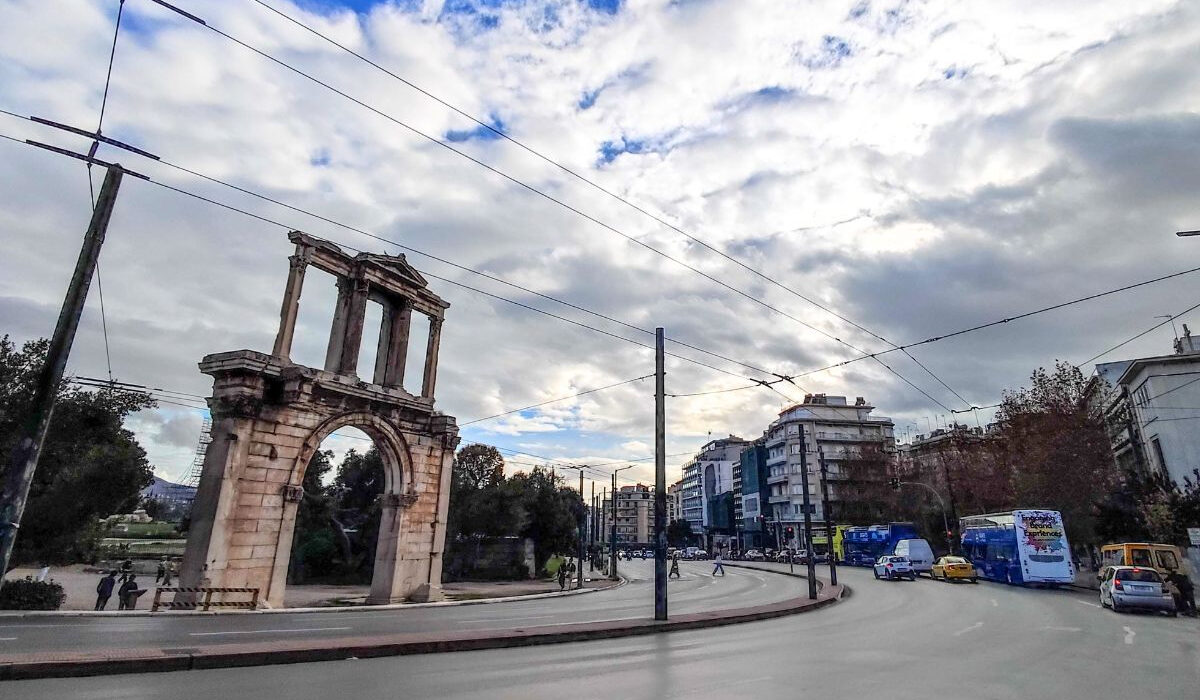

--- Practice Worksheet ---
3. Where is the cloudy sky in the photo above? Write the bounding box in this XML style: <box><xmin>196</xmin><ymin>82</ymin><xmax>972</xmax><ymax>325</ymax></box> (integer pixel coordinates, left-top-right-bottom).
<box><xmin>1</xmin><ymin>0</ymin><xmax>1198</xmax><ymax>492</ymax></box>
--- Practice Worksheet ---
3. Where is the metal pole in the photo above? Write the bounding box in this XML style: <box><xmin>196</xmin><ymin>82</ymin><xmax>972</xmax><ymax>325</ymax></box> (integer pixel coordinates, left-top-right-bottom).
<box><xmin>818</xmin><ymin>448</ymin><xmax>837</xmax><ymax>587</ymax></box>
<box><xmin>654</xmin><ymin>327</ymin><xmax>667</xmax><ymax>621</ymax></box>
<box><xmin>610</xmin><ymin>472</ymin><xmax>618</xmax><ymax>580</ymax></box>
<box><xmin>577</xmin><ymin>469</ymin><xmax>585</xmax><ymax>590</ymax></box>
<box><xmin>899</xmin><ymin>480</ymin><xmax>952</xmax><ymax>555</ymax></box>
<box><xmin>799</xmin><ymin>427</ymin><xmax>817</xmax><ymax>600</ymax></box>
<box><xmin>0</xmin><ymin>166</ymin><xmax>123</xmax><ymax>581</ymax></box>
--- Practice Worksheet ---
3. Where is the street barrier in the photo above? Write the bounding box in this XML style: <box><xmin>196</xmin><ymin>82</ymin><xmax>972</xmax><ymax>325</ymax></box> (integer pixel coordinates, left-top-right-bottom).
<box><xmin>151</xmin><ymin>586</ymin><xmax>260</xmax><ymax>612</ymax></box>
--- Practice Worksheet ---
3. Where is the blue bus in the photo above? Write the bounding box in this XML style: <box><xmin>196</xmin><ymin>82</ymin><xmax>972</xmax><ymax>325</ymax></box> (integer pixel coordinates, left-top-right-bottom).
<box><xmin>960</xmin><ymin>510</ymin><xmax>1074</xmax><ymax>586</ymax></box>
<box><xmin>842</xmin><ymin>522</ymin><xmax>920</xmax><ymax>566</ymax></box>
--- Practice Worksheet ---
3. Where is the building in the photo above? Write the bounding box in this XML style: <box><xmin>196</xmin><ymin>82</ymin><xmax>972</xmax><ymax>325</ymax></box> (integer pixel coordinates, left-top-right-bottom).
<box><xmin>1093</xmin><ymin>325</ymin><xmax>1200</xmax><ymax>486</ymax></box>
<box><xmin>737</xmin><ymin>437</ymin><xmax>773</xmax><ymax>550</ymax></box>
<box><xmin>677</xmin><ymin>436</ymin><xmax>750</xmax><ymax>550</ymax></box>
<box><xmin>667</xmin><ymin>480</ymin><xmax>684</xmax><ymax>524</ymax></box>
<box><xmin>765</xmin><ymin>394</ymin><xmax>895</xmax><ymax>549</ymax></box>
<box><xmin>602</xmin><ymin>484</ymin><xmax>654</xmax><ymax>548</ymax></box>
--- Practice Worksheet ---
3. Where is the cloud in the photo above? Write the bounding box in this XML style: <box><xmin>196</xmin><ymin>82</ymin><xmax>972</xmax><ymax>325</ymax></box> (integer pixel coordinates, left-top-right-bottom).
<box><xmin>2</xmin><ymin>0</ymin><xmax>1199</xmax><ymax>492</ymax></box>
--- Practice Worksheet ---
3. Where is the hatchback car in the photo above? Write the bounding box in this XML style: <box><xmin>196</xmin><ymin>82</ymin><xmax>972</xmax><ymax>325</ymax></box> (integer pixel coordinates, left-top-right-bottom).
<box><xmin>931</xmin><ymin>556</ymin><xmax>978</xmax><ymax>583</ymax></box>
<box><xmin>744</xmin><ymin>549</ymin><xmax>765</xmax><ymax>561</ymax></box>
<box><xmin>1100</xmin><ymin>566</ymin><xmax>1177</xmax><ymax>615</ymax></box>
<box><xmin>874</xmin><ymin>555</ymin><xmax>916</xmax><ymax>580</ymax></box>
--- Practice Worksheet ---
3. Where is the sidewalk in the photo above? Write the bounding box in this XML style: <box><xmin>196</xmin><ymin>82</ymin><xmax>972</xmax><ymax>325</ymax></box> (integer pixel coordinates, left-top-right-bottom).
<box><xmin>0</xmin><ymin>575</ymin><xmax>845</xmax><ymax>680</ymax></box>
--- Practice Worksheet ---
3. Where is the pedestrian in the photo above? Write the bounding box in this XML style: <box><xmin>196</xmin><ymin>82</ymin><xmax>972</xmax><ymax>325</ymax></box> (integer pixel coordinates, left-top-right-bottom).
<box><xmin>162</xmin><ymin>560</ymin><xmax>174</xmax><ymax>587</ymax></box>
<box><xmin>712</xmin><ymin>550</ymin><xmax>725</xmax><ymax>577</ymax></box>
<box><xmin>669</xmin><ymin>553</ymin><xmax>681</xmax><ymax>579</ymax></box>
<box><xmin>95</xmin><ymin>571</ymin><xmax>117</xmax><ymax>610</ymax></box>
<box><xmin>557</xmin><ymin>561</ymin><xmax>567</xmax><ymax>591</ymax></box>
<box><xmin>117</xmin><ymin>574</ymin><xmax>139</xmax><ymax>611</ymax></box>
<box><xmin>1167</xmin><ymin>570</ymin><xmax>1197</xmax><ymax>617</ymax></box>
<box><xmin>156</xmin><ymin>557</ymin><xmax>167</xmax><ymax>583</ymax></box>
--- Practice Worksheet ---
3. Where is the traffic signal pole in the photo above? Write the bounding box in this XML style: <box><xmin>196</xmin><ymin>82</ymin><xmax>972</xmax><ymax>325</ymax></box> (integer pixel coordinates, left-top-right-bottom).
<box><xmin>654</xmin><ymin>327</ymin><xmax>667</xmax><ymax>621</ymax></box>
<box><xmin>799</xmin><ymin>428</ymin><xmax>817</xmax><ymax>600</ymax></box>
<box><xmin>818</xmin><ymin>448</ymin><xmax>837</xmax><ymax>587</ymax></box>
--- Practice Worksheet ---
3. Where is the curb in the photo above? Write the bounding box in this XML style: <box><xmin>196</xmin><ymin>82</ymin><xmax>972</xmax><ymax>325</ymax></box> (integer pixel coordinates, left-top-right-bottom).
<box><xmin>0</xmin><ymin>577</ymin><xmax>845</xmax><ymax>680</ymax></box>
<box><xmin>0</xmin><ymin>576</ymin><xmax>627</xmax><ymax>619</ymax></box>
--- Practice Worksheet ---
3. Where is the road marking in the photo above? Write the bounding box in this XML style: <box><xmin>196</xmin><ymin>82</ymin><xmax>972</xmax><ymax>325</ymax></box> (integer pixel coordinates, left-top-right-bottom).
<box><xmin>1123</xmin><ymin>626</ymin><xmax>1135</xmax><ymax>645</ymax></box>
<box><xmin>1075</xmin><ymin>600</ymin><xmax>1102</xmax><ymax>609</ymax></box>
<box><xmin>990</xmin><ymin>599</ymin><xmax>998</xmax><ymax>607</ymax></box>
<box><xmin>189</xmin><ymin>627</ymin><xmax>351</xmax><ymax>637</ymax></box>
<box><xmin>953</xmin><ymin>622</ymin><xmax>983</xmax><ymax>636</ymax></box>
<box><xmin>455</xmin><ymin>614</ymin><xmax>559</xmax><ymax>624</ymax></box>
<box><xmin>0</xmin><ymin>637</ymin><xmax>16</xmax><ymax>641</ymax></box>
<box><xmin>1041</xmin><ymin>626</ymin><xmax>1082</xmax><ymax>632</ymax></box>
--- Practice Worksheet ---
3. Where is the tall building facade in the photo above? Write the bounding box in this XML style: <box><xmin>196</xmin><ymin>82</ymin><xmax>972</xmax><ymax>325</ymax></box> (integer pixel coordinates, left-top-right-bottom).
<box><xmin>678</xmin><ymin>436</ymin><xmax>749</xmax><ymax>550</ymax></box>
<box><xmin>602</xmin><ymin>484</ymin><xmax>654</xmax><ymax>548</ymax></box>
<box><xmin>765</xmin><ymin>394</ymin><xmax>895</xmax><ymax>549</ymax></box>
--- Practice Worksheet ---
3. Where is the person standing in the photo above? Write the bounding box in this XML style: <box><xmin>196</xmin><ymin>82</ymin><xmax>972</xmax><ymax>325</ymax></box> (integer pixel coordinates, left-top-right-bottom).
<box><xmin>557</xmin><ymin>561</ymin><xmax>568</xmax><ymax>591</ymax></box>
<box><xmin>1167</xmin><ymin>570</ymin><xmax>1197</xmax><ymax>617</ymax></box>
<box><xmin>118</xmin><ymin>574</ymin><xmax>139</xmax><ymax>611</ymax></box>
<box><xmin>712</xmin><ymin>550</ymin><xmax>725</xmax><ymax>577</ymax></box>
<box><xmin>155</xmin><ymin>557</ymin><xmax>167</xmax><ymax>583</ymax></box>
<box><xmin>669</xmin><ymin>553</ymin><xmax>681</xmax><ymax>579</ymax></box>
<box><xmin>162</xmin><ymin>559</ymin><xmax>175</xmax><ymax>587</ymax></box>
<box><xmin>95</xmin><ymin>571</ymin><xmax>117</xmax><ymax>610</ymax></box>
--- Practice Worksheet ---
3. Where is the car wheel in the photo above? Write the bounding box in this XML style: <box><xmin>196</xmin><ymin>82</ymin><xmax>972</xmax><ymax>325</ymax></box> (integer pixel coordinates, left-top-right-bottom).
<box><xmin>873</xmin><ymin>570</ymin><xmax>880</xmax><ymax>580</ymax></box>
<box><xmin>909</xmin><ymin>573</ymin><xmax>917</xmax><ymax>581</ymax></box>
<box><xmin>970</xmin><ymin>577</ymin><xmax>977</xmax><ymax>584</ymax></box>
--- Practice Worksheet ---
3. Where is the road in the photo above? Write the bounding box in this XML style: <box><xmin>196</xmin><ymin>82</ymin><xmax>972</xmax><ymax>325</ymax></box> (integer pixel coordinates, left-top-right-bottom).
<box><xmin>0</xmin><ymin>560</ymin><xmax>789</xmax><ymax>655</ymax></box>
<box><xmin>3</xmin><ymin>563</ymin><xmax>1198</xmax><ymax>699</ymax></box>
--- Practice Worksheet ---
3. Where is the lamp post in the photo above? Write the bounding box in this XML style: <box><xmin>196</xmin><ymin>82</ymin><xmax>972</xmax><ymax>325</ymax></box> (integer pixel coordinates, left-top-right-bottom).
<box><xmin>1176</xmin><ymin>230</ymin><xmax>1200</xmax><ymax>236</ymax></box>
<box><xmin>897</xmin><ymin>480</ymin><xmax>953</xmax><ymax>553</ymax></box>
<box><xmin>610</xmin><ymin>465</ymin><xmax>635</xmax><ymax>580</ymax></box>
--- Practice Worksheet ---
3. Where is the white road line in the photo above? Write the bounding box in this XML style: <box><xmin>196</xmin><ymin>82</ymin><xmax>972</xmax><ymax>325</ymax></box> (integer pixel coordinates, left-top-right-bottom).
<box><xmin>1123</xmin><ymin>626</ymin><xmax>1136</xmax><ymax>645</ymax></box>
<box><xmin>1041</xmin><ymin>626</ymin><xmax>1082</xmax><ymax>632</ymax></box>
<box><xmin>455</xmin><ymin>615</ymin><xmax>559</xmax><ymax>624</ymax></box>
<box><xmin>1075</xmin><ymin>600</ymin><xmax>1102</xmax><ymax>609</ymax></box>
<box><xmin>0</xmin><ymin>637</ymin><xmax>16</xmax><ymax>641</ymax></box>
<box><xmin>953</xmin><ymin>622</ymin><xmax>983</xmax><ymax>636</ymax></box>
<box><xmin>189</xmin><ymin>626</ymin><xmax>351</xmax><ymax>637</ymax></box>
<box><xmin>990</xmin><ymin>599</ymin><xmax>998</xmax><ymax>607</ymax></box>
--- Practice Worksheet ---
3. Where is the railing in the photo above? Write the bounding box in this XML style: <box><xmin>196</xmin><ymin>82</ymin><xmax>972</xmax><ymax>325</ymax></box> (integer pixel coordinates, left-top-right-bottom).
<box><xmin>151</xmin><ymin>586</ymin><xmax>260</xmax><ymax>612</ymax></box>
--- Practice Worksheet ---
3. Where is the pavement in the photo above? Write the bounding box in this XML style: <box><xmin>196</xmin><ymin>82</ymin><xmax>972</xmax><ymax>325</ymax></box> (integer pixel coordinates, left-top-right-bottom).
<box><xmin>4</xmin><ymin>562</ymin><xmax>1194</xmax><ymax>699</ymax></box>
<box><xmin>0</xmin><ymin>560</ymin><xmax>834</xmax><ymax>679</ymax></box>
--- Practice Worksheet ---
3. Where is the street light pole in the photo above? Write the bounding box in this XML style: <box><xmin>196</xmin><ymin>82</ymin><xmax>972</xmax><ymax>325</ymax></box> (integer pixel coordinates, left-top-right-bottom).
<box><xmin>1176</xmin><ymin>230</ymin><xmax>1200</xmax><ymax>236</ymax></box>
<box><xmin>798</xmin><ymin>428</ymin><xmax>817</xmax><ymax>600</ymax></box>
<box><xmin>610</xmin><ymin>465</ymin><xmax>635</xmax><ymax>580</ymax></box>
<box><xmin>817</xmin><ymin>448</ymin><xmax>837</xmax><ymax>587</ymax></box>
<box><xmin>653</xmin><ymin>327</ymin><xmax>667</xmax><ymax>621</ymax></box>
<box><xmin>898</xmin><ymin>480</ymin><xmax>953</xmax><ymax>554</ymax></box>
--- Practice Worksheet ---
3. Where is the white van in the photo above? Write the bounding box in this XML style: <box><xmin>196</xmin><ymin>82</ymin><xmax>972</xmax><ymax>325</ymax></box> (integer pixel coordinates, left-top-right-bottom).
<box><xmin>894</xmin><ymin>539</ymin><xmax>934</xmax><ymax>576</ymax></box>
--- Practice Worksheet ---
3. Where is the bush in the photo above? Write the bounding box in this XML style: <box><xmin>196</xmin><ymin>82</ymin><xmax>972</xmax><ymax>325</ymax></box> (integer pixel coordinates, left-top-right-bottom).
<box><xmin>0</xmin><ymin>577</ymin><xmax>67</xmax><ymax>610</ymax></box>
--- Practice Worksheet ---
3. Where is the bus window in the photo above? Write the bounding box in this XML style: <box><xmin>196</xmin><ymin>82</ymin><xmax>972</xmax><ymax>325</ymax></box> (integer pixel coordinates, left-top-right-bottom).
<box><xmin>1130</xmin><ymin>549</ymin><xmax>1153</xmax><ymax>567</ymax></box>
<box><xmin>1156</xmin><ymin>550</ymin><xmax>1179</xmax><ymax>570</ymax></box>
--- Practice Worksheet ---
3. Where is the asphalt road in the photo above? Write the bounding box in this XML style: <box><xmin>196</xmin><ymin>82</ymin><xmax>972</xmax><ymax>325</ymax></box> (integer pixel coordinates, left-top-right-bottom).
<box><xmin>0</xmin><ymin>560</ymin><xmax>792</xmax><ymax>655</ymax></box>
<box><xmin>5</xmin><ymin>562</ymin><xmax>1196</xmax><ymax>700</ymax></box>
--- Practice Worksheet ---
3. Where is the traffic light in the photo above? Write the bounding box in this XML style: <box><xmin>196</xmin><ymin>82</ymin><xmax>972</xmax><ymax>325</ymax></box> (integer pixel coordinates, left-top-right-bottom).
<box><xmin>785</xmin><ymin>526</ymin><xmax>795</xmax><ymax>537</ymax></box>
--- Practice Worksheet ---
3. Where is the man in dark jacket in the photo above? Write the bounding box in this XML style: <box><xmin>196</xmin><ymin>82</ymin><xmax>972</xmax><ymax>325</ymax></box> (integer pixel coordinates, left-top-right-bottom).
<box><xmin>117</xmin><ymin>574</ymin><xmax>140</xmax><ymax>611</ymax></box>
<box><xmin>1167</xmin><ymin>570</ymin><xmax>1196</xmax><ymax>617</ymax></box>
<box><xmin>95</xmin><ymin>571</ymin><xmax>117</xmax><ymax>610</ymax></box>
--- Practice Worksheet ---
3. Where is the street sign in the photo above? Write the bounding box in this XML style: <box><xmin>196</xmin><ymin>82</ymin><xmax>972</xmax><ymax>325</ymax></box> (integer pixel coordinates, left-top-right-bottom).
<box><xmin>1188</xmin><ymin>527</ymin><xmax>1200</xmax><ymax>546</ymax></box>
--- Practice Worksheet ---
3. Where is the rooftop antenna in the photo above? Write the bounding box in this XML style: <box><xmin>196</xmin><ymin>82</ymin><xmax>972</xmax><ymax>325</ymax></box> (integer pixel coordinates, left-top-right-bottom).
<box><xmin>1156</xmin><ymin>315</ymin><xmax>1180</xmax><ymax>344</ymax></box>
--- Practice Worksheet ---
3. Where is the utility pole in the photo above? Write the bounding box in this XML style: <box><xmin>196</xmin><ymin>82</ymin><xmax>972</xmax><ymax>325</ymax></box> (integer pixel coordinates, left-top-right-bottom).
<box><xmin>654</xmin><ymin>327</ymin><xmax>667</xmax><ymax>621</ymax></box>
<box><xmin>799</xmin><ymin>427</ymin><xmax>817</xmax><ymax>600</ymax></box>
<box><xmin>0</xmin><ymin>166</ymin><xmax>123</xmax><ymax>582</ymax></box>
<box><xmin>610</xmin><ymin>465</ymin><xmax>634</xmax><ymax>579</ymax></box>
<box><xmin>577</xmin><ymin>469</ymin><xmax>585</xmax><ymax>590</ymax></box>
<box><xmin>818</xmin><ymin>448</ymin><xmax>837</xmax><ymax>587</ymax></box>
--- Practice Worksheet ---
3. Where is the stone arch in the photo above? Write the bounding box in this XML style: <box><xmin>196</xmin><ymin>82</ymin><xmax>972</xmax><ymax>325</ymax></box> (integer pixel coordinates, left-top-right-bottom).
<box><xmin>296</xmin><ymin>411</ymin><xmax>415</xmax><ymax>499</ymax></box>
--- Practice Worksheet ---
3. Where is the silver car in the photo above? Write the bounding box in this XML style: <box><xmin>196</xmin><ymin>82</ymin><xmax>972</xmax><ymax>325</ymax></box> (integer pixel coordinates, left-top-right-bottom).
<box><xmin>874</xmin><ymin>555</ymin><xmax>917</xmax><ymax>581</ymax></box>
<box><xmin>1100</xmin><ymin>566</ymin><xmax>1177</xmax><ymax>616</ymax></box>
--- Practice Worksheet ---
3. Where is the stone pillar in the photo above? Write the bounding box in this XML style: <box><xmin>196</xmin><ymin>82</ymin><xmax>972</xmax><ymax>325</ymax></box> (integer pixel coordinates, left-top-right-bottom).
<box><xmin>180</xmin><ymin>416</ymin><xmax>253</xmax><ymax>591</ymax></box>
<box><xmin>421</xmin><ymin>316</ymin><xmax>443</xmax><ymax>399</ymax></box>
<box><xmin>373</xmin><ymin>299</ymin><xmax>411</xmax><ymax>388</ymax></box>
<box><xmin>367</xmin><ymin>493</ymin><xmax>418</xmax><ymax>604</ymax></box>
<box><xmin>324</xmin><ymin>278</ymin><xmax>352</xmax><ymax>373</ymax></box>
<box><xmin>272</xmin><ymin>254</ymin><xmax>308</xmax><ymax>360</ymax></box>
<box><xmin>337</xmin><ymin>277</ymin><xmax>370</xmax><ymax>376</ymax></box>
<box><xmin>421</xmin><ymin>441</ymin><xmax>456</xmax><ymax>600</ymax></box>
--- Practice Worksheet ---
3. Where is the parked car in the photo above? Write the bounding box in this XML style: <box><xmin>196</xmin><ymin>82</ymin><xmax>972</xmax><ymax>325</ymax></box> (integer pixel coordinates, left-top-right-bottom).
<box><xmin>693</xmin><ymin>549</ymin><xmax>709</xmax><ymax>560</ymax></box>
<box><xmin>643</xmin><ymin>549</ymin><xmax>655</xmax><ymax>559</ymax></box>
<box><xmin>873</xmin><ymin>555</ymin><xmax>916</xmax><ymax>581</ymax></box>
<box><xmin>744</xmin><ymin>549</ymin><xmax>765</xmax><ymax>561</ymax></box>
<box><xmin>1100</xmin><ymin>566</ymin><xmax>1177</xmax><ymax>616</ymax></box>
<box><xmin>931</xmin><ymin>556</ymin><xmax>978</xmax><ymax>583</ymax></box>
<box><xmin>894</xmin><ymin>539</ymin><xmax>934</xmax><ymax>576</ymax></box>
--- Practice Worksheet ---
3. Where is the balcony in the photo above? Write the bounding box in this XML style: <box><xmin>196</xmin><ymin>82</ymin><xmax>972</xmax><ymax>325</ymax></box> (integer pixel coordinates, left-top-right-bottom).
<box><xmin>768</xmin><ymin>494</ymin><xmax>791</xmax><ymax>504</ymax></box>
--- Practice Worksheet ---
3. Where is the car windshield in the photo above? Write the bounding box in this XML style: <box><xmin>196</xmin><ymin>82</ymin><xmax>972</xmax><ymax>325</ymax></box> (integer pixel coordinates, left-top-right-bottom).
<box><xmin>944</xmin><ymin>557</ymin><xmax>966</xmax><ymax>564</ymax></box>
<box><xmin>1117</xmin><ymin>569</ymin><xmax>1161</xmax><ymax>582</ymax></box>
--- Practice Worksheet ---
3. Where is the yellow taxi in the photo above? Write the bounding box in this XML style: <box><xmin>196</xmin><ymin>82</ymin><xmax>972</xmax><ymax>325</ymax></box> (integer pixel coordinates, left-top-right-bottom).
<box><xmin>931</xmin><ymin>556</ymin><xmax>978</xmax><ymax>583</ymax></box>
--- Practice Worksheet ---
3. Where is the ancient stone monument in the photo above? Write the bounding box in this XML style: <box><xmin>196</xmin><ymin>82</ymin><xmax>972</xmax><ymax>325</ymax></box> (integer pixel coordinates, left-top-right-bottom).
<box><xmin>180</xmin><ymin>231</ymin><xmax>459</xmax><ymax>607</ymax></box>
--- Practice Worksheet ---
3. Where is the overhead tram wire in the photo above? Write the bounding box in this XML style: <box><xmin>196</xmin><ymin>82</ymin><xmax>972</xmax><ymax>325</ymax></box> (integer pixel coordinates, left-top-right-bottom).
<box><xmin>7</xmin><ymin>130</ymin><xmax>1200</xmax><ymax>409</ymax></box>
<box><xmin>245</xmin><ymin>0</ymin><xmax>973</xmax><ymax>410</ymax></box>
<box><xmin>145</xmin><ymin>0</ymin><xmax>969</xmax><ymax>409</ymax></box>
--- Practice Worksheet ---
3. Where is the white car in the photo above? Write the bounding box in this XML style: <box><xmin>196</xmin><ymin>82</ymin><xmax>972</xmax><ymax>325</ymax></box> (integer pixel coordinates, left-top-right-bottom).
<box><xmin>874</xmin><ymin>555</ymin><xmax>917</xmax><ymax>581</ymax></box>
<box><xmin>744</xmin><ymin>549</ymin><xmax>765</xmax><ymax>561</ymax></box>
<box><xmin>1100</xmin><ymin>566</ymin><xmax>1177</xmax><ymax>616</ymax></box>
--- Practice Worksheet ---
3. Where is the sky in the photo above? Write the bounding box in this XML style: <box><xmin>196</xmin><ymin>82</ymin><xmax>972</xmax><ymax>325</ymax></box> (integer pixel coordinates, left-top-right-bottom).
<box><xmin>1</xmin><ymin>0</ymin><xmax>1198</xmax><ymax>494</ymax></box>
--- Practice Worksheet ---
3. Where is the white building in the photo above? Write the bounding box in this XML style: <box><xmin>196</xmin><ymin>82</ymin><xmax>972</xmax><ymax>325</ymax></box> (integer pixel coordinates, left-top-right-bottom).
<box><xmin>1095</xmin><ymin>325</ymin><xmax>1200</xmax><ymax>486</ymax></box>
<box><xmin>765</xmin><ymin>394</ymin><xmax>895</xmax><ymax>549</ymax></box>
<box><xmin>678</xmin><ymin>436</ymin><xmax>749</xmax><ymax>548</ymax></box>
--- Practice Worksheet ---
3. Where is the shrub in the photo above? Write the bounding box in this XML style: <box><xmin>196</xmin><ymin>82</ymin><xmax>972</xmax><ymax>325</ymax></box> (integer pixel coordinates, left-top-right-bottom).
<box><xmin>0</xmin><ymin>577</ymin><xmax>67</xmax><ymax>610</ymax></box>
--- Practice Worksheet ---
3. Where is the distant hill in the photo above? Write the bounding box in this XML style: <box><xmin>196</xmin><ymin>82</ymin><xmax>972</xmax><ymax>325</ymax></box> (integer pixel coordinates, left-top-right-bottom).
<box><xmin>142</xmin><ymin>475</ymin><xmax>196</xmax><ymax>501</ymax></box>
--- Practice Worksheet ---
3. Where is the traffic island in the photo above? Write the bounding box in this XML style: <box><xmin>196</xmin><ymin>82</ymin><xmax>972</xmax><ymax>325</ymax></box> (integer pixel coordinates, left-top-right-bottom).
<box><xmin>0</xmin><ymin>582</ymin><xmax>845</xmax><ymax>680</ymax></box>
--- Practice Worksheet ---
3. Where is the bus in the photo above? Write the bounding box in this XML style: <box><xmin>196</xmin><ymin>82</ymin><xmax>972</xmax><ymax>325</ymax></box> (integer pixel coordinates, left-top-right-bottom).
<box><xmin>959</xmin><ymin>510</ymin><xmax>1074</xmax><ymax>586</ymax></box>
<box><xmin>842</xmin><ymin>522</ymin><xmax>920</xmax><ymax>566</ymax></box>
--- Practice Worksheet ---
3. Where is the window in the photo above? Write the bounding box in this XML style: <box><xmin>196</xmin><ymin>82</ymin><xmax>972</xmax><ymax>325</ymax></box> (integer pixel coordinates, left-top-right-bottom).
<box><xmin>789</xmin><ymin>443</ymin><xmax>803</xmax><ymax>455</ymax></box>
<box><xmin>1130</xmin><ymin>548</ymin><xmax>1153</xmax><ymax>567</ymax></box>
<box><xmin>1151</xmin><ymin>438</ymin><xmax>1168</xmax><ymax>474</ymax></box>
<box><xmin>787</xmin><ymin>424</ymin><xmax>798</xmax><ymax>435</ymax></box>
<box><xmin>1157</xmin><ymin>550</ymin><xmax>1179</xmax><ymax>570</ymax></box>
<box><xmin>1117</xmin><ymin>568</ymin><xmax>1161</xmax><ymax>583</ymax></box>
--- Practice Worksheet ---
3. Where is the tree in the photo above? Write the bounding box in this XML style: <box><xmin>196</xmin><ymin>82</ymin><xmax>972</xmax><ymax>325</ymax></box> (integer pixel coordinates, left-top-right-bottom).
<box><xmin>507</xmin><ymin>467</ymin><xmax>580</xmax><ymax>572</ymax></box>
<box><xmin>986</xmin><ymin>362</ymin><xmax>1121</xmax><ymax>545</ymax></box>
<box><xmin>0</xmin><ymin>336</ymin><xmax>155</xmax><ymax>566</ymax></box>
<box><xmin>666</xmin><ymin>518</ymin><xmax>694</xmax><ymax>547</ymax></box>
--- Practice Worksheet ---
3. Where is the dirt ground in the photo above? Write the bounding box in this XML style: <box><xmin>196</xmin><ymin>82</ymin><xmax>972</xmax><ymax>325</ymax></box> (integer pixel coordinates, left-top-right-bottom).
<box><xmin>3</xmin><ymin>565</ymin><xmax>612</xmax><ymax>611</ymax></box>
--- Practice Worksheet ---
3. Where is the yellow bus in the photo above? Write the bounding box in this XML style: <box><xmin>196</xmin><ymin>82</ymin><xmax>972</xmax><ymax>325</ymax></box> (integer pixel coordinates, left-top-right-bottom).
<box><xmin>1098</xmin><ymin>542</ymin><xmax>1189</xmax><ymax>580</ymax></box>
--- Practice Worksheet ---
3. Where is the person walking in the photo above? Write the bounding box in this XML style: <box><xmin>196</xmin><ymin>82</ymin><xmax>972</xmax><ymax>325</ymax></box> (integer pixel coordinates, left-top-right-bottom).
<box><xmin>1167</xmin><ymin>570</ymin><xmax>1197</xmax><ymax>617</ymax></box>
<box><xmin>155</xmin><ymin>557</ymin><xmax>167</xmax><ymax>584</ymax></box>
<box><xmin>95</xmin><ymin>571</ymin><xmax>117</xmax><ymax>610</ymax></box>
<box><xmin>669</xmin><ymin>553</ymin><xmax>681</xmax><ymax>579</ymax></box>
<box><xmin>557</xmin><ymin>561</ymin><xmax>568</xmax><ymax>591</ymax></box>
<box><xmin>117</xmin><ymin>574</ymin><xmax>139</xmax><ymax>611</ymax></box>
<box><xmin>162</xmin><ymin>559</ymin><xmax>175</xmax><ymax>587</ymax></box>
<box><xmin>712</xmin><ymin>550</ymin><xmax>725</xmax><ymax>577</ymax></box>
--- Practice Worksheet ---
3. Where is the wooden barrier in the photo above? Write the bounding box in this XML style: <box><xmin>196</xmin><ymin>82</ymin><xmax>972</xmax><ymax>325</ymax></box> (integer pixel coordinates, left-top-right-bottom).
<box><xmin>151</xmin><ymin>586</ymin><xmax>260</xmax><ymax>612</ymax></box>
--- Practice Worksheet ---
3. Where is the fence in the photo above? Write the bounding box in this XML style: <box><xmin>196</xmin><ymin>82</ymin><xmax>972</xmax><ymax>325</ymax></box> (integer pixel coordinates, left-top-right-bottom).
<box><xmin>151</xmin><ymin>586</ymin><xmax>260</xmax><ymax>612</ymax></box>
